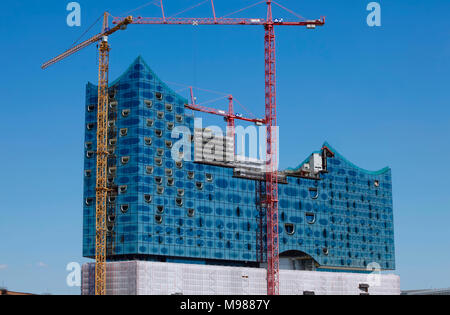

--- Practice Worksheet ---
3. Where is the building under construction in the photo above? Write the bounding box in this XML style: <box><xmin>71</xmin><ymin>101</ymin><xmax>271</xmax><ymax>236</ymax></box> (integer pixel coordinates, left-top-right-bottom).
<box><xmin>81</xmin><ymin>57</ymin><xmax>399</xmax><ymax>295</ymax></box>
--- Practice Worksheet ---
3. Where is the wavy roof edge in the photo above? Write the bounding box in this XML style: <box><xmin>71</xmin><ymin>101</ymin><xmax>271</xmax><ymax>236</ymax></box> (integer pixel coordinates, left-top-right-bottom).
<box><xmin>285</xmin><ymin>141</ymin><xmax>390</xmax><ymax>176</ymax></box>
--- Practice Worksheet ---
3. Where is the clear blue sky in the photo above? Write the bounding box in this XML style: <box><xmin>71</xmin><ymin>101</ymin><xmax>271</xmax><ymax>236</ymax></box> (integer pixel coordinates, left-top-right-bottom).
<box><xmin>0</xmin><ymin>0</ymin><xmax>449</xmax><ymax>294</ymax></box>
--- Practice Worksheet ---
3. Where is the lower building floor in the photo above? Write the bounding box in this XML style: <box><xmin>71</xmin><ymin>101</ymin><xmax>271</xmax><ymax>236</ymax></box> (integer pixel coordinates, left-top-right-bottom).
<box><xmin>81</xmin><ymin>261</ymin><xmax>400</xmax><ymax>295</ymax></box>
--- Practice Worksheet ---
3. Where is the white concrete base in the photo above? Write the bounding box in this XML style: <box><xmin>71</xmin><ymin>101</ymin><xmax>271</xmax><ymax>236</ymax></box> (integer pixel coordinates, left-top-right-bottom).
<box><xmin>82</xmin><ymin>261</ymin><xmax>400</xmax><ymax>295</ymax></box>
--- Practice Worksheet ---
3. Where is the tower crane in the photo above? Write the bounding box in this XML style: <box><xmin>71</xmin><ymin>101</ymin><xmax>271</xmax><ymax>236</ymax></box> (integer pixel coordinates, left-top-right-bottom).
<box><xmin>41</xmin><ymin>12</ymin><xmax>133</xmax><ymax>296</ymax></box>
<box><xmin>185</xmin><ymin>86</ymin><xmax>265</xmax><ymax>142</ymax></box>
<box><xmin>114</xmin><ymin>0</ymin><xmax>324</xmax><ymax>295</ymax></box>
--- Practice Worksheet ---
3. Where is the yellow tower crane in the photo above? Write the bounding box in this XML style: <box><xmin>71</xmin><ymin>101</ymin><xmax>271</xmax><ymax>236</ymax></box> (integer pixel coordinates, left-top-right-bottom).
<box><xmin>42</xmin><ymin>13</ymin><xmax>133</xmax><ymax>295</ymax></box>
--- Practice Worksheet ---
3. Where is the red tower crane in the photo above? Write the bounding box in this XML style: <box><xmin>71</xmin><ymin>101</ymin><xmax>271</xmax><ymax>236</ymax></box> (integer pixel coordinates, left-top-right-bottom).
<box><xmin>114</xmin><ymin>0</ymin><xmax>324</xmax><ymax>295</ymax></box>
<box><xmin>186</xmin><ymin>86</ymin><xmax>265</xmax><ymax>142</ymax></box>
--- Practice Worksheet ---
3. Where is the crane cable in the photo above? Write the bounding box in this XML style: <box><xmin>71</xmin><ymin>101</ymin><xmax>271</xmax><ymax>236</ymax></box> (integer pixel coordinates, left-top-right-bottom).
<box><xmin>67</xmin><ymin>14</ymin><xmax>103</xmax><ymax>51</ymax></box>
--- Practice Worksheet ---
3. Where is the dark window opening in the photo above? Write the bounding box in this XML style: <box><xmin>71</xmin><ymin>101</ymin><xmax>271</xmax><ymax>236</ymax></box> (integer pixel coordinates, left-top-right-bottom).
<box><xmin>306</xmin><ymin>212</ymin><xmax>316</xmax><ymax>224</ymax></box>
<box><xmin>122</xmin><ymin>109</ymin><xmax>130</xmax><ymax>117</ymax></box>
<box><xmin>146</xmin><ymin>166</ymin><xmax>154</xmax><ymax>174</ymax></box>
<box><xmin>157</xmin><ymin>206</ymin><xmax>164</xmax><ymax>214</ymax></box>
<box><xmin>144</xmin><ymin>137</ymin><xmax>152</xmax><ymax>146</ymax></box>
<box><xmin>309</xmin><ymin>187</ymin><xmax>319</xmax><ymax>199</ymax></box>
<box><xmin>119</xmin><ymin>128</ymin><xmax>128</xmax><ymax>137</ymax></box>
<box><xmin>119</xmin><ymin>185</ymin><xmax>127</xmax><ymax>194</ymax></box>
<box><xmin>187</xmin><ymin>208</ymin><xmax>195</xmax><ymax>217</ymax></box>
<box><xmin>144</xmin><ymin>194</ymin><xmax>152</xmax><ymax>203</ymax></box>
<box><xmin>155</xmin><ymin>92</ymin><xmax>163</xmax><ymax>100</ymax></box>
<box><xmin>120</xmin><ymin>205</ymin><xmax>129</xmax><ymax>214</ymax></box>
<box><xmin>284</xmin><ymin>223</ymin><xmax>295</xmax><ymax>235</ymax></box>
<box><xmin>144</xmin><ymin>99</ymin><xmax>153</xmax><ymax>108</ymax></box>
<box><xmin>155</xmin><ymin>215</ymin><xmax>163</xmax><ymax>224</ymax></box>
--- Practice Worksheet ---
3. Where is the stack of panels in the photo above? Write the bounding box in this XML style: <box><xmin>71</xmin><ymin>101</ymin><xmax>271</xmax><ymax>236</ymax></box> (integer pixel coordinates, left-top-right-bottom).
<box><xmin>82</xmin><ymin>261</ymin><xmax>400</xmax><ymax>295</ymax></box>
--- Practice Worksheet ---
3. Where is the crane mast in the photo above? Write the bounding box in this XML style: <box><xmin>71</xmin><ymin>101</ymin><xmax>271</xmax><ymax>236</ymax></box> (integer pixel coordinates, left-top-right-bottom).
<box><xmin>94</xmin><ymin>12</ymin><xmax>110</xmax><ymax>296</ymax></box>
<box><xmin>264</xmin><ymin>0</ymin><xmax>280</xmax><ymax>295</ymax></box>
<box><xmin>42</xmin><ymin>13</ymin><xmax>132</xmax><ymax>295</ymax></box>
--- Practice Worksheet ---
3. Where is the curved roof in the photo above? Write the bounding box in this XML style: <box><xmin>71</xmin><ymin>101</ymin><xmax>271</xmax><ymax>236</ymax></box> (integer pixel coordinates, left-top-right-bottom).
<box><xmin>89</xmin><ymin>56</ymin><xmax>188</xmax><ymax>104</ymax></box>
<box><xmin>285</xmin><ymin>141</ymin><xmax>390</xmax><ymax>176</ymax></box>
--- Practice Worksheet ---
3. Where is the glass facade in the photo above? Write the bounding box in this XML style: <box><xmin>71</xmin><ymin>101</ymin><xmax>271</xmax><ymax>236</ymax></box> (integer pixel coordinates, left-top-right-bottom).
<box><xmin>83</xmin><ymin>57</ymin><xmax>395</xmax><ymax>271</ymax></box>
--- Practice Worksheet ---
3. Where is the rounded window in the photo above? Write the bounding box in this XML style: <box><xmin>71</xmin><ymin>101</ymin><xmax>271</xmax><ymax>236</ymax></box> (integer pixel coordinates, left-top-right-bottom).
<box><xmin>144</xmin><ymin>99</ymin><xmax>153</xmax><ymax>108</ymax></box>
<box><xmin>306</xmin><ymin>212</ymin><xmax>316</xmax><ymax>224</ymax></box>
<box><xmin>284</xmin><ymin>223</ymin><xmax>295</xmax><ymax>235</ymax></box>
<box><xmin>85</xmin><ymin>198</ymin><xmax>93</xmax><ymax>206</ymax></box>
<box><xmin>146</xmin><ymin>166</ymin><xmax>154</xmax><ymax>175</ymax></box>
<box><xmin>120</xmin><ymin>204</ymin><xmax>129</xmax><ymax>214</ymax></box>
<box><xmin>144</xmin><ymin>137</ymin><xmax>152</xmax><ymax>146</ymax></box>
<box><xmin>309</xmin><ymin>188</ymin><xmax>319</xmax><ymax>199</ymax></box>
<box><xmin>119</xmin><ymin>185</ymin><xmax>127</xmax><ymax>194</ymax></box>
<box><xmin>122</xmin><ymin>109</ymin><xmax>130</xmax><ymax>117</ymax></box>
<box><xmin>157</xmin><ymin>111</ymin><xmax>165</xmax><ymax>119</ymax></box>
<box><xmin>144</xmin><ymin>194</ymin><xmax>152</xmax><ymax>203</ymax></box>
<box><xmin>120</xmin><ymin>128</ymin><xmax>128</xmax><ymax>137</ymax></box>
